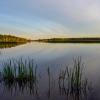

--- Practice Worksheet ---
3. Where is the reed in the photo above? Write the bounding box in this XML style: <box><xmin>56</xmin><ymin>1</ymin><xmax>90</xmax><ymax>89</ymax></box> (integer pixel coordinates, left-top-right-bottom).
<box><xmin>1</xmin><ymin>58</ymin><xmax>37</xmax><ymax>82</ymax></box>
<box><xmin>0</xmin><ymin>57</ymin><xmax>89</xmax><ymax>97</ymax></box>
<box><xmin>58</xmin><ymin>57</ymin><xmax>88</xmax><ymax>94</ymax></box>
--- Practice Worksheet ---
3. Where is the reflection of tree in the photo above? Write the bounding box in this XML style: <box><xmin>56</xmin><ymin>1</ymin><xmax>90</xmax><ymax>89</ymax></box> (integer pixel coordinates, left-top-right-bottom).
<box><xmin>0</xmin><ymin>42</ymin><xmax>26</xmax><ymax>49</ymax></box>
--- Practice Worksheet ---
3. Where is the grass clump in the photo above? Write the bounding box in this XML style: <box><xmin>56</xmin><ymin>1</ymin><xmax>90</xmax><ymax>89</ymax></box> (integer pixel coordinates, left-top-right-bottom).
<box><xmin>0</xmin><ymin>57</ymin><xmax>38</xmax><ymax>94</ymax></box>
<box><xmin>58</xmin><ymin>57</ymin><xmax>88</xmax><ymax>94</ymax></box>
<box><xmin>1</xmin><ymin>58</ymin><xmax>37</xmax><ymax>83</ymax></box>
<box><xmin>3</xmin><ymin>66</ymin><xmax>14</xmax><ymax>81</ymax></box>
<box><xmin>2</xmin><ymin>60</ymin><xmax>15</xmax><ymax>81</ymax></box>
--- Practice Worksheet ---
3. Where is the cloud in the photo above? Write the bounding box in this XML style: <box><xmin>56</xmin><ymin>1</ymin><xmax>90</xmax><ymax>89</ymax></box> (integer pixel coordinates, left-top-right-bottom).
<box><xmin>20</xmin><ymin>0</ymin><xmax>100</xmax><ymax>22</ymax></box>
<box><xmin>1</xmin><ymin>0</ymin><xmax>100</xmax><ymax>37</ymax></box>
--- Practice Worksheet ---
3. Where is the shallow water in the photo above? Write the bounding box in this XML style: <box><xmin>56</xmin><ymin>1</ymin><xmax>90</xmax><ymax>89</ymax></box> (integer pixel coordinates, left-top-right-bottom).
<box><xmin>0</xmin><ymin>42</ymin><xmax>100</xmax><ymax>100</ymax></box>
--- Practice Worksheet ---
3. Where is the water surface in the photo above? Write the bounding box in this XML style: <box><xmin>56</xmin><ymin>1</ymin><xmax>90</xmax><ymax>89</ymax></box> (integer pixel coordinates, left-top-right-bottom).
<box><xmin>0</xmin><ymin>42</ymin><xmax>100</xmax><ymax>100</ymax></box>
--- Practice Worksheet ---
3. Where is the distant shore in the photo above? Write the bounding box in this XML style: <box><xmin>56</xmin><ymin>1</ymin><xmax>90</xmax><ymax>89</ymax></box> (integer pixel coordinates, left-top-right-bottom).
<box><xmin>35</xmin><ymin>38</ymin><xmax>100</xmax><ymax>43</ymax></box>
<box><xmin>0</xmin><ymin>34</ymin><xmax>32</xmax><ymax>48</ymax></box>
<box><xmin>1</xmin><ymin>35</ymin><xmax>100</xmax><ymax>43</ymax></box>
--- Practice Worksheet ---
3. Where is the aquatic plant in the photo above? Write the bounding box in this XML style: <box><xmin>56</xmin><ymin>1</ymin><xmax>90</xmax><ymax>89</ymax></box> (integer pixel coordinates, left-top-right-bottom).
<box><xmin>1</xmin><ymin>57</ymin><xmax>38</xmax><ymax>93</ymax></box>
<box><xmin>58</xmin><ymin>57</ymin><xmax>88</xmax><ymax>95</ymax></box>
<box><xmin>2</xmin><ymin>59</ymin><xmax>15</xmax><ymax>81</ymax></box>
<box><xmin>0</xmin><ymin>57</ymin><xmax>90</xmax><ymax>99</ymax></box>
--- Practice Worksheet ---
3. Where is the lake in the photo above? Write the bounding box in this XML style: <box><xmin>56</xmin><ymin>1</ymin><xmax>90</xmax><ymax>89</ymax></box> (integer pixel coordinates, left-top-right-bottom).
<box><xmin>0</xmin><ymin>42</ymin><xmax>100</xmax><ymax>100</ymax></box>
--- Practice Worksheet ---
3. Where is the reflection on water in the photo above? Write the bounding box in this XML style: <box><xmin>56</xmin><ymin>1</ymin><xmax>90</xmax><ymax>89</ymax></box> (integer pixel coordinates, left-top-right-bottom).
<box><xmin>0</xmin><ymin>42</ymin><xmax>27</xmax><ymax>49</ymax></box>
<box><xmin>0</xmin><ymin>42</ymin><xmax>100</xmax><ymax>100</ymax></box>
<box><xmin>2</xmin><ymin>79</ymin><xmax>38</xmax><ymax>95</ymax></box>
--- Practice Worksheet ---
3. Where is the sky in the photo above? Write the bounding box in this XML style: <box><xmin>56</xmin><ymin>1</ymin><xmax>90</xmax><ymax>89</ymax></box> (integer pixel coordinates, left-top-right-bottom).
<box><xmin>0</xmin><ymin>0</ymin><xmax>100</xmax><ymax>39</ymax></box>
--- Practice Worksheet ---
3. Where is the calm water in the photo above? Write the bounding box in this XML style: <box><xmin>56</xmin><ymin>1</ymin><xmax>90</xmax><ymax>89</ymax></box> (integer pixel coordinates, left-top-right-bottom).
<box><xmin>0</xmin><ymin>42</ymin><xmax>100</xmax><ymax>100</ymax></box>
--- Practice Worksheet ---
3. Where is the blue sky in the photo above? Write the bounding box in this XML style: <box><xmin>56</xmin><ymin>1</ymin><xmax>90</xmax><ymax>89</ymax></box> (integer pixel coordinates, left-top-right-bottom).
<box><xmin>0</xmin><ymin>0</ymin><xmax>100</xmax><ymax>39</ymax></box>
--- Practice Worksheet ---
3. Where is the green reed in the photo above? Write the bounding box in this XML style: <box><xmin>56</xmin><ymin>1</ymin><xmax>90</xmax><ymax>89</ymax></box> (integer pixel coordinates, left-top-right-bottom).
<box><xmin>0</xmin><ymin>57</ymin><xmax>89</xmax><ymax>97</ymax></box>
<box><xmin>1</xmin><ymin>58</ymin><xmax>37</xmax><ymax>82</ymax></box>
<box><xmin>58</xmin><ymin>57</ymin><xmax>88</xmax><ymax>94</ymax></box>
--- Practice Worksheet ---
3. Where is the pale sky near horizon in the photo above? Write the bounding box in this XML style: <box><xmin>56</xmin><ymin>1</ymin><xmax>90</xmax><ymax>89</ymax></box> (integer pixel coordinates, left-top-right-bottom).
<box><xmin>0</xmin><ymin>0</ymin><xmax>100</xmax><ymax>39</ymax></box>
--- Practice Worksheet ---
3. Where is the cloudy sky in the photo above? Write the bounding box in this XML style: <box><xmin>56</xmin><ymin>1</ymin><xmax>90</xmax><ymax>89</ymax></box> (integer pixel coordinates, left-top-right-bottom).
<box><xmin>0</xmin><ymin>0</ymin><xmax>100</xmax><ymax>39</ymax></box>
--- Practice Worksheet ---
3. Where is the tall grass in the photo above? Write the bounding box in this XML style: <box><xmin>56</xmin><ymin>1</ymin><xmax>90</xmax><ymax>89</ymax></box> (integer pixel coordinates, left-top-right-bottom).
<box><xmin>1</xmin><ymin>58</ymin><xmax>38</xmax><ymax>94</ymax></box>
<box><xmin>1</xmin><ymin>58</ymin><xmax>37</xmax><ymax>81</ymax></box>
<box><xmin>0</xmin><ymin>57</ymin><xmax>90</xmax><ymax>97</ymax></box>
<box><xmin>58</xmin><ymin>57</ymin><xmax>88</xmax><ymax>95</ymax></box>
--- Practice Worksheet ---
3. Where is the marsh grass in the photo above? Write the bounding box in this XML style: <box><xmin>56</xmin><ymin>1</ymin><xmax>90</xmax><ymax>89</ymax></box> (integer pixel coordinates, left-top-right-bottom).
<box><xmin>0</xmin><ymin>57</ymin><xmax>90</xmax><ymax>98</ymax></box>
<box><xmin>58</xmin><ymin>57</ymin><xmax>89</xmax><ymax>96</ymax></box>
<box><xmin>0</xmin><ymin>58</ymin><xmax>38</xmax><ymax>94</ymax></box>
<box><xmin>1</xmin><ymin>58</ymin><xmax>36</xmax><ymax>81</ymax></box>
